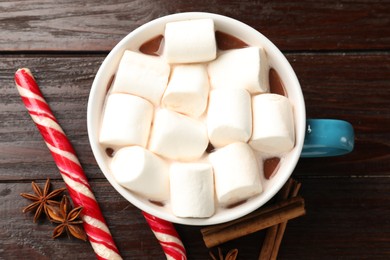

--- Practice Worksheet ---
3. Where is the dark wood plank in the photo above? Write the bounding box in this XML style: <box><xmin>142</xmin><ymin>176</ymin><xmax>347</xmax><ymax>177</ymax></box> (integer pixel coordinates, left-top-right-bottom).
<box><xmin>0</xmin><ymin>55</ymin><xmax>105</xmax><ymax>181</ymax></box>
<box><xmin>289</xmin><ymin>53</ymin><xmax>390</xmax><ymax>176</ymax></box>
<box><xmin>1</xmin><ymin>1</ymin><xmax>389</xmax><ymax>259</ymax></box>
<box><xmin>277</xmin><ymin>176</ymin><xmax>390</xmax><ymax>259</ymax></box>
<box><xmin>1</xmin><ymin>0</ymin><xmax>389</xmax><ymax>52</ymax></box>
<box><xmin>1</xmin><ymin>53</ymin><xmax>389</xmax><ymax>181</ymax></box>
<box><xmin>1</xmin><ymin>177</ymin><xmax>389</xmax><ymax>259</ymax></box>
<box><xmin>0</xmin><ymin>180</ymin><xmax>166</xmax><ymax>259</ymax></box>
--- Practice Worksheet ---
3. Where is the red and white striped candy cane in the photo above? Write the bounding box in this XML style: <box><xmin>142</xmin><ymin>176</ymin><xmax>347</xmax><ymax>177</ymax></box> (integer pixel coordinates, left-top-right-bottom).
<box><xmin>143</xmin><ymin>212</ymin><xmax>187</xmax><ymax>260</ymax></box>
<box><xmin>15</xmin><ymin>68</ymin><xmax>122</xmax><ymax>260</ymax></box>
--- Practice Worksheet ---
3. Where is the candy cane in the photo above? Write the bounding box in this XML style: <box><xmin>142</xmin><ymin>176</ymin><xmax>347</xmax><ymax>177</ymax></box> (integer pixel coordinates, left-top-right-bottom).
<box><xmin>143</xmin><ymin>212</ymin><xmax>187</xmax><ymax>260</ymax></box>
<box><xmin>15</xmin><ymin>68</ymin><xmax>122</xmax><ymax>260</ymax></box>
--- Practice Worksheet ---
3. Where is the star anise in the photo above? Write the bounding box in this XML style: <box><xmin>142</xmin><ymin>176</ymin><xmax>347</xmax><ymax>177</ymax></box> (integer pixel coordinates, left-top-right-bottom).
<box><xmin>210</xmin><ymin>248</ymin><xmax>238</xmax><ymax>260</ymax></box>
<box><xmin>20</xmin><ymin>178</ymin><xmax>66</xmax><ymax>222</ymax></box>
<box><xmin>47</xmin><ymin>195</ymin><xmax>87</xmax><ymax>241</ymax></box>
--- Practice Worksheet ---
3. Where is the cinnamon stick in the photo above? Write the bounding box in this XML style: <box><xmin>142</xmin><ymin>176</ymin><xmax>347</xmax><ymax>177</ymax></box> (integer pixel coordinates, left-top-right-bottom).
<box><xmin>259</xmin><ymin>179</ymin><xmax>293</xmax><ymax>260</ymax></box>
<box><xmin>270</xmin><ymin>182</ymin><xmax>301</xmax><ymax>260</ymax></box>
<box><xmin>259</xmin><ymin>179</ymin><xmax>302</xmax><ymax>260</ymax></box>
<box><xmin>201</xmin><ymin>196</ymin><xmax>305</xmax><ymax>248</ymax></box>
<box><xmin>259</xmin><ymin>225</ymin><xmax>278</xmax><ymax>259</ymax></box>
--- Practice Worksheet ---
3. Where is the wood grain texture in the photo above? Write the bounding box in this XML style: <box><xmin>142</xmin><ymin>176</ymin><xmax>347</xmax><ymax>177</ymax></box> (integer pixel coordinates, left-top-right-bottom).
<box><xmin>0</xmin><ymin>180</ymin><xmax>166</xmax><ymax>259</ymax></box>
<box><xmin>1</xmin><ymin>1</ymin><xmax>390</xmax><ymax>259</ymax></box>
<box><xmin>289</xmin><ymin>53</ymin><xmax>390</xmax><ymax>177</ymax></box>
<box><xmin>1</xmin><ymin>0</ymin><xmax>389</xmax><ymax>51</ymax></box>
<box><xmin>1</xmin><ymin>55</ymin><xmax>389</xmax><ymax>258</ymax></box>
<box><xmin>1</xmin><ymin>178</ymin><xmax>389</xmax><ymax>259</ymax></box>
<box><xmin>0</xmin><ymin>55</ymin><xmax>105</xmax><ymax>181</ymax></box>
<box><xmin>1</xmin><ymin>54</ymin><xmax>389</xmax><ymax>180</ymax></box>
<box><xmin>276</xmin><ymin>177</ymin><xmax>390</xmax><ymax>259</ymax></box>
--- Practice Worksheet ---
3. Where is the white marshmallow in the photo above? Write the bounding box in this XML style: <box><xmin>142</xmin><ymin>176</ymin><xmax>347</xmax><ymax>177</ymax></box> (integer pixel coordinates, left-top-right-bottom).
<box><xmin>208</xmin><ymin>46</ymin><xmax>269</xmax><ymax>94</ymax></box>
<box><xmin>170</xmin><ymin>163</ymin><xmax>215</xmax><ymax>218</ymax></box>
<box><xmin>99</xmin><ymin>93</ymin><xmax>153</xmax><ymax>147</ymax></box>
<box><xmin>148</xmin><ymin>109</ymin><xmax>208</xmax><ymax>161</ymax></box>
<box><xmin>209</xmin><ymin>142</ymin><xmax>262</xmax><ymax>206</ymax></box>
<box><xmin>111</xmin><ymin>50</ymin><xmax>170</xmax><ymax>105</ymax></box>
<box><xmin>162</xmin><ymin>64</ymin><xmax>209</xmax><ymax>117</ymax></box>
<box><xmin>207</xmin><ymin>89</ymin><xmax>252</xmax><ymax>147</ymax></box>
<box><xmin>164</xmin><ymin>19</ymin><xmax>217</xmax><ymax>63</ymax></box>
<box><xmin>110</xmin><ymin>146</ymin><xmax>169</xmax><ymax>201</ymax></box>
<box><xmin>249</xmin><ymin>93</ymin><xmax>295</xmax><ymax>154</ymax></box>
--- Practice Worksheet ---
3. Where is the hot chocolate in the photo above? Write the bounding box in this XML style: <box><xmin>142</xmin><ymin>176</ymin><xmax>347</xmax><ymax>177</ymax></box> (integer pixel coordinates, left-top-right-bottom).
<box><xmin>98</xmin><ymin>18</ymin><xmax>295</xmax><ymax>219</ymax></box>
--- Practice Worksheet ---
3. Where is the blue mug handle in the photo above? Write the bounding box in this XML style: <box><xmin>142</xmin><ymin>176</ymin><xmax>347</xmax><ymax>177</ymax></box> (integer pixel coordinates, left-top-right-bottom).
<box><xmin>301</xmin><ymin>119</ymin><xmax>354</xmax><ymax>158</ymax></box>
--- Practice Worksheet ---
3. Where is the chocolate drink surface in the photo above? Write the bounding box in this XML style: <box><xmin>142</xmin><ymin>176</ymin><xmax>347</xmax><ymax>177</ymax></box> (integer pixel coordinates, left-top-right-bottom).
<box><xmin>139</xmin><ymin>30</ymin><xmax>249</xmax><ymax>55</ymax></box>
<box><xmin>137</xmin><ymin>30</ymin><xmax>288</xmax><ymax>192</ymax></box>
<box><xmin>99</xmin><ymin>23</ymin><xmax>295</xmax><ymax>217</ymax></box>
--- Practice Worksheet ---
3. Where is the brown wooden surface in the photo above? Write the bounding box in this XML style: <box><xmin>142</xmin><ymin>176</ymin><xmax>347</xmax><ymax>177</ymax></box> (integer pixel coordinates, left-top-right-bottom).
<box><xmin>1</xmin><ymin>1</ymin><xmax>389</xmax><ymax>259</ymax></box>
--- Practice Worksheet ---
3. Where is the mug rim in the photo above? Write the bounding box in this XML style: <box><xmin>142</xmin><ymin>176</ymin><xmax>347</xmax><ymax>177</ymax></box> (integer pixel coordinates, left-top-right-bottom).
<box><xmin>87</xmin><ymin>12</ymin><xmax>306</xmax><ymax>225</ymax></box>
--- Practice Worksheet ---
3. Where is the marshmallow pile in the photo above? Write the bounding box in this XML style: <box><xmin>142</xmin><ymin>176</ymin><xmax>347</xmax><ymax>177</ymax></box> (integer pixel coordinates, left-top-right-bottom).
<box><xmin>99</xmin><ymin>18</ymin><xmax>295</xmax><ymax>218</ymax></box>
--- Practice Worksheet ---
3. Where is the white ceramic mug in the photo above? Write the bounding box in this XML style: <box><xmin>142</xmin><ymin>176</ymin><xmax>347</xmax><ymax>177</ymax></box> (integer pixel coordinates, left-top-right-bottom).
<box><xmin>87</xmin><ymin>12</ymin><xmax>347</xmax><ymax>225</ymax></box>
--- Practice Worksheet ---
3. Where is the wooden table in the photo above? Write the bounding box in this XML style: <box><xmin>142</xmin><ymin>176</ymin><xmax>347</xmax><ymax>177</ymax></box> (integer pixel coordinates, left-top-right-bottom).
<box><xmin>1</xmin><ymin>1</ymin><xmax>389</xmax><ymax>259</ymax></box>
